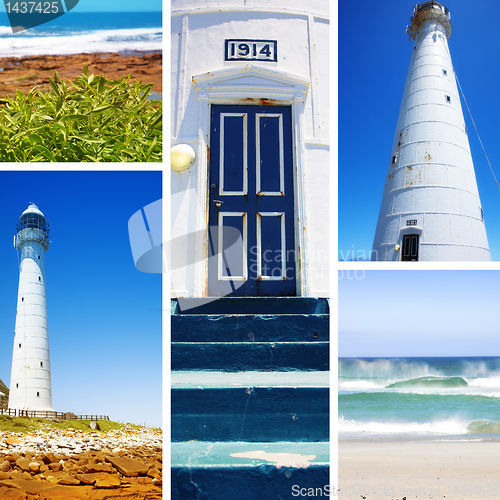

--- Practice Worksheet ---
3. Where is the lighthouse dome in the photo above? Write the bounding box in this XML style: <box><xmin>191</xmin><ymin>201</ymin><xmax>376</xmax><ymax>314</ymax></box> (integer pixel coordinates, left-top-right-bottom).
<box><xmin>17</xmin><ymin>203</ymin><xmax>49</xmax><ymax>236</ymax></box>
<box><xmin>21</xmin><ymin>203</ymin><xmax>45</xmax><ymax>218</ymax></box>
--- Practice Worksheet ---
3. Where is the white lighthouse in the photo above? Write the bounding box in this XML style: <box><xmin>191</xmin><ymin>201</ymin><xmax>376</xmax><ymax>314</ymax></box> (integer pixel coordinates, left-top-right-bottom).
<box><xmin>9</xmin><ymin>204</ymin><xmax>53</xmax><ymax>412</ymax></box>
<box><xmin>372</xmin><ymin>1</ymin><xmax>490</xmax><ymax>261</ymax></box>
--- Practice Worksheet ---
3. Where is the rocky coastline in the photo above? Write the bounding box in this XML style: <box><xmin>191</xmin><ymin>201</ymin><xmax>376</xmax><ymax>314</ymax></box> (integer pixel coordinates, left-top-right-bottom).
<box><xmin>0</xmin><ymin>425</ymin><xmax>162</xmax><ymax>499</ymax></box>
<box><xmin>0</xmin><ymin>52</ymin><xmax>162</xmax><ymax>100</ymax></box>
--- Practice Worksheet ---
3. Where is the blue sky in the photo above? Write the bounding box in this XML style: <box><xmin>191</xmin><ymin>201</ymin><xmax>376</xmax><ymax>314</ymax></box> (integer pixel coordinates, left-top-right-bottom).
<box><xmin>339</xmin><ymin>270</ymin><xmax>500</xmax><ymax>357</ymax></box>
<box><xmin>0</xmin><ymin>171</ymin><xmax>162</xmax><ymax>428</ymax></box>
<box><xmin>339</xmin><ymin>0</ymin><xmax>500</xmax><ymax>261</ymax></box>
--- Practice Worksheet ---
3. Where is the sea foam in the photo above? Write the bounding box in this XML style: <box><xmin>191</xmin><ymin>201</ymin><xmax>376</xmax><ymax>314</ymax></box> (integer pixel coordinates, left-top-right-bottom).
<box><xmin>0</xmin><ymin>27</ymin><xmax>162</xmax><ymax>57</ymax></box>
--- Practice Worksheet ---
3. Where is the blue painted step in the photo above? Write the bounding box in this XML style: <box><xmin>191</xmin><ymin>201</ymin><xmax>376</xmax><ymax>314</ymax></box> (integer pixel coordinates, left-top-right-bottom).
<box><xmin>172</xmin><ymin>387</ymin><xmax>328</xmax><ymax>442</ymax></box>
<box><xmin>172</xmin><ymin>340</ymin><xmax>328</xmax><ymax>371</ymax></box>
<box><xmin>172</xmin><ymin>305</ymin><xmax>329</xmax><ymax>372</ymax></box>
<box><xmin>171</xmin><ymin>371</ymin><xmax>329</xmax><ymax>442</ymax></box>
<box><xmin>171</xmin><ymin>313</ymin><xmax>329</xmax><ymax>342</ymax></box>
<box><xmin>171</xmin><ymin>441</ymin><xmax>330</xmax><ymax>500</ymax></box>
<box><xmin>172</xmin><ymin>297</ymin><xmax>329</xmax><ymax>315</ymax></box>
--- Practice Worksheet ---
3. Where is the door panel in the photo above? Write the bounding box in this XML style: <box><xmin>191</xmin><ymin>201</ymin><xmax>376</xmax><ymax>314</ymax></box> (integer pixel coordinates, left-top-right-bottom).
<box><xmin>220</xmin><ymin>113</ymin><xmax>247</xmax><ymax>195</ymax></box>
<box><xmin>218</xmin><ymin>212</ymin><xmax>247</xmax><ymax>281</ymax></box>
<box><xmin>208</xmin><ymin>104</ymin><xmax>296</xmax><ymax>296</ymax></box>
<box><xmin>256</xmin><ymin>113</ymin><xmax>284</xmax><ymax>195</ymax></box>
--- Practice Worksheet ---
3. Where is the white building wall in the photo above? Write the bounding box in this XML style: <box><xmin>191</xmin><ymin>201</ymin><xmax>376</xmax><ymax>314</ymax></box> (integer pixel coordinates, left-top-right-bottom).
<box><xmin>171</xmin><ymin>0</ymin><xmax>329</xmax><ymax>297</ymax></box>
<box><xmin>372</xmin><ymin>5</ymin><xmax>490</xmax><ymax>261</ymax></box>
<box><xmin>9</xmin><ymin>232</ymin><xmax>53</xmax><ymax>411</ymax></box>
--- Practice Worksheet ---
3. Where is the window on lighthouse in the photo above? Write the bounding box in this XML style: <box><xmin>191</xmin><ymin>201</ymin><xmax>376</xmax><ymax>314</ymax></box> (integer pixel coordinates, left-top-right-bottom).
<box><xmin>37</xmin><ymin>392</ymin><xmax>40</xmax><ymax>397</ymax></box>
<box><xmin>445</xmin><ymin>95</ymin><xmax>451</xmax><ymax>103</ymax></box>
<box><xmin>40</xmin><ymin>362</ymin><xmax>43</xmax><ymax>367</ymax></box>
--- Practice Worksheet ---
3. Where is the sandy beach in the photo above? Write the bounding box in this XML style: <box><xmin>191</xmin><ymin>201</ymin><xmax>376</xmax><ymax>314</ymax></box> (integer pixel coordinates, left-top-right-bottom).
<box><xmin>339</xmin><ymin>441</ymin><xmax>500</xmax><ymax>499</ymax></box>
<box><xmin>0</xmin><ymin>51</ymin><xmax>162</xmax><ymax>99</ymax></box>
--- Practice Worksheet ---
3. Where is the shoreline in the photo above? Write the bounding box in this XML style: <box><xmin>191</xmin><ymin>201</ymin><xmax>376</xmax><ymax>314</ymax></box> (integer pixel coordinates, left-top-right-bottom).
<box><xmin>339</xmin><ymin>441</ymin><xmax>500</xmax><ymax>499</ymax></box>
<box><xmin>0</xmin><ymin>51</ymin><xmax>162</xmax><ymax>99</ymax></box>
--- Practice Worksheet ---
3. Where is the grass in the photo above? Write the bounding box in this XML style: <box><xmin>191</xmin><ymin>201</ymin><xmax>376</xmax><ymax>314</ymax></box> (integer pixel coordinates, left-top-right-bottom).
<box><xmin>0</xmin><ymin>415</ymin><xmax>153</xmax><ymax>434</ymax></box>
<box><xmin>0</xmin><ymin>66</ymin><xmax>162</xmax><ymax>162</ymax></box>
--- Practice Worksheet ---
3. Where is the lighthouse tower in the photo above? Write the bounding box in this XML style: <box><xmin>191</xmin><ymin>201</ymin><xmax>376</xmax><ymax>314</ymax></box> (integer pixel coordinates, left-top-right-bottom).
<box><xmin>372</xmin><ymin>1</ymin><xmax>490</xmax><ymax>261</ymax></box>
<box><xmin>9</xmin><ymin>204</ymin><xmax>53</xmax><ymax>412</ymax></box>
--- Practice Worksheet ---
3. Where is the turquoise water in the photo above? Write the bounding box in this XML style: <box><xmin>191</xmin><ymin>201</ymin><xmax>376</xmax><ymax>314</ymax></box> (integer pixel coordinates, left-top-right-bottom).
<box><xmin>339</xmin><ymin>357</ymin><xmax>500</xmax><ymax>442</ymax></box>
<box><xmin>0</xmin><ymin>12</ymin><xmax>162</xmax><ymax>56</ymax></box>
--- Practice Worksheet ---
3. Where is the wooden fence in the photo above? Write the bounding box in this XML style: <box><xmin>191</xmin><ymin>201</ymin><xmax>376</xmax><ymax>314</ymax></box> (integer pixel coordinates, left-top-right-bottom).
<box><xmin>0</xmin><ymin>408</ymin><xmax>109</xmax><ymax>421</ymax></box>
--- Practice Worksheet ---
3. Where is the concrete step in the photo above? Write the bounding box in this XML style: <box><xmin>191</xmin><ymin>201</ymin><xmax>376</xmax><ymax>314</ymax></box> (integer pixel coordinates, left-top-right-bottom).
<box><xmin>171</xmin><ymin>441</ymin><xmax>330</xmax><ymax>500</ymax></box>
<box><xmin>171</xmin><ymin>371</ymin><xmax>329</xmax><ymax>442</ymax></box>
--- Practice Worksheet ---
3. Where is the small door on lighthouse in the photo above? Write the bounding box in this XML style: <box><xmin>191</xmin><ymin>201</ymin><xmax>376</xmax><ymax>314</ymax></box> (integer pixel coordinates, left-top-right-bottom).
<box><xmin>207</xmin><ymin>104</ymin><xmax>296</xmax><ymax>297</ymax></box>
<box><xmin>402</xmin><ymin>234</ymin><xmax>419</xmax><ymax>261</ymax></box>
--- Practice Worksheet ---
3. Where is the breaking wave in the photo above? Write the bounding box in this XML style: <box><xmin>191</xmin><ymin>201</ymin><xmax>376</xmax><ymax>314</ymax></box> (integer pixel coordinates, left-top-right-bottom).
<box><xmin>339</xmin><ymin>416</ymin><xmax>500</xmax><ymax>436</ymax></box>
<box><xmin>0</xmin><ymin>27</ymin><xmax>162</xmax><ymax>57</ymax></box>
<box><xmin>386</xmin><ymin>376</ymin><xmax>468</xmax><ymax>389</ymax></box>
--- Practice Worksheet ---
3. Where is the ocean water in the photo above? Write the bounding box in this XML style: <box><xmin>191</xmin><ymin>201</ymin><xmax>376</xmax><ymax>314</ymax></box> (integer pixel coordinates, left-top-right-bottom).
<box><xmin>0</xmin><ymin>11</ymin><xmax>162</xmax><ymax>56</ymax></box>
<box><xmin>339</xmin><ymin>357</ymin><xmax>500</xmax><ymax>442</ymax></box>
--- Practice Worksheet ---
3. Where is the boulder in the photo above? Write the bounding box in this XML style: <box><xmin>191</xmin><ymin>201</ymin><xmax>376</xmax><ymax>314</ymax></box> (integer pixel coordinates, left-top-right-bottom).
<box><xmin>94</xmin><ymin>475</ymin><xmax>121</xmax><ymax>488</ymax></box>
<box><xmin>81</xmin><ymin>463</ymin><xmax>113</xmax><ymax>474</ymax></box>
<box><xmin>15</xmin><ymin>458</ymin><xmax>31</xmax><ymax>472</ymax></box>
<box><xmin>105</xmin><ymin>456</ymin><xmax>149</xmax><ymax>477</ymax></box>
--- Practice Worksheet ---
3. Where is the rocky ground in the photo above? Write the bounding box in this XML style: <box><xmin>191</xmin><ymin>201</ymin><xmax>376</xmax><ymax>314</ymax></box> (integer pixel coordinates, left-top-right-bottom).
<box><xmin>0</xmin><ymin>52</ymin><xmax>162</xmax><ymax>99</ymax></box>
<box><xmin>0</xmin><ymin>425</ymin><xmax>162</xmax><ymax>499</ymax></box>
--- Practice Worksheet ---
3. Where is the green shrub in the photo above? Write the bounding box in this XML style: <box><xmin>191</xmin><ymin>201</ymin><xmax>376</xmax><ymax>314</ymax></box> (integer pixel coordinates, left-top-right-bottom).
<box><xmin>0</xmin><ymin>66</ymin><xmax>162</xmax><ymax>162</ymax></box>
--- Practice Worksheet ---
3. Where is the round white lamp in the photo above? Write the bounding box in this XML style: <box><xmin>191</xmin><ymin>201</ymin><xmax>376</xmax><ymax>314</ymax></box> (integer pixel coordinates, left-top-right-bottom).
<box><xmin>171</xmin><ymin>144</ymin><xmax>196</xmax><ymax>172</ymax></box>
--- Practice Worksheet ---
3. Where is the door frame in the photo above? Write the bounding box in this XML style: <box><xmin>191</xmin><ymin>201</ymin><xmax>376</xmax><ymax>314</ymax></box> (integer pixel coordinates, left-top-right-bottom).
<box><xmin>192</xmin><ymin>65</ymin><xmax>310</xmax><ymax>297</ymax></box>
<box><xmin>398</xmin><ymin>225</ymin><xmax>423</xmax><ymax>261</ymax></box>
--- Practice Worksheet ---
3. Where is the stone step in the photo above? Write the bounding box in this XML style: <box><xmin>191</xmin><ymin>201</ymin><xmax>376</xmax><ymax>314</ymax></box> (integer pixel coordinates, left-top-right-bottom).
<box><xmin>171</xmin><ymin>441</ymin><xmax>330</xmax><ymax>500</ymax></box>
<box><xmin>171</xmin><ymin>372</ymin><xmax>328</xmax><ymax>442</ymax></box>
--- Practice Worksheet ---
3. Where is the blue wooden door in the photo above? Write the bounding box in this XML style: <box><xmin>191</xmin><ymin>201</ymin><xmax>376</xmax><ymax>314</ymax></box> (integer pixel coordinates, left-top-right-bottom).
<box><xmin>208</xmin><ymin>104</ymin><xmax>296</xmax><ymax>297</ymax></box>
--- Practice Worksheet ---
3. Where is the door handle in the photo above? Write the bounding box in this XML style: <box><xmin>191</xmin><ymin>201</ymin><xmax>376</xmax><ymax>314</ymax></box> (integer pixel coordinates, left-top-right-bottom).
<box><xmin>213</xmin><ymin>200</ymin><xmax>224</xmax><ymax>207</ymax></box>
